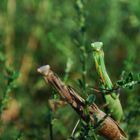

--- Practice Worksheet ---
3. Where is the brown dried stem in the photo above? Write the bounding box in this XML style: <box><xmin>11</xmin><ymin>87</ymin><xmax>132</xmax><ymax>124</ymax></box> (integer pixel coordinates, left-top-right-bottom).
<box><xmin>37</xmin><ymin>65</ymin><xmax>127</xmax><ymax>140</ymax></box>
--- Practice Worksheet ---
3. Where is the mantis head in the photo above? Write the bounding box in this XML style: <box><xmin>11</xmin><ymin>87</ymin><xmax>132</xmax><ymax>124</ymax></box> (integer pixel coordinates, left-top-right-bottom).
<box><xmin>91</xmin><ymin>42</ymin><xmax>103</xmax><ymax>52</ymax></box>
<box><xmin>37</xmin><ymin>65</ymin><xmax>50</xmax><ymax>76</ymax></box>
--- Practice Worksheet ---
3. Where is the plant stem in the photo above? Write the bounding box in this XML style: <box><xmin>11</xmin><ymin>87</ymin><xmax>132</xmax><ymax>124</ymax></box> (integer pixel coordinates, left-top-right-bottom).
<box><xmin>49</xmin><ymin>109</ymin><xmax>53</xmax><ymax>140</ymax></box>
<box><xmin>75</xmin><ymin>0</ymin><xmax>87</xmax><ymax>94</ymax></box>
<box><xmin>71</xmin><ymin>119</ymin><xmax>80</xmax><ymax>137</ymax></box>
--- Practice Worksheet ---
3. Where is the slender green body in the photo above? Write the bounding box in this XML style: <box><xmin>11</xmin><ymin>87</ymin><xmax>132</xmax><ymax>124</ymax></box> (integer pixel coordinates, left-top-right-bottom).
<box><xmin>91</xmin><ymin>42</ymin><xmax>123</xmax><ymax>121</ymax></box>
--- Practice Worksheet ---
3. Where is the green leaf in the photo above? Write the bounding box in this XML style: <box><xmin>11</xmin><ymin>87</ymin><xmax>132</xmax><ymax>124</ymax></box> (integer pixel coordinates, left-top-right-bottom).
<box><xmin>77</xmin><ymin>79</ymin><xmax>84</xmax><ymax>88</ymax></box>
<box><xmin>126</xmin><ymin>72</ymin><xmax>133</xmax><ymax>82</ymax></box>
<box><xmin>86</xmin><ymin>94</ymin><xmax>95</xmax><ymax>105</ymax></box>
<box><xmin>117</xmin><ymin>80</ymin><xmax>124</xmax><ymax>86</ymax></box>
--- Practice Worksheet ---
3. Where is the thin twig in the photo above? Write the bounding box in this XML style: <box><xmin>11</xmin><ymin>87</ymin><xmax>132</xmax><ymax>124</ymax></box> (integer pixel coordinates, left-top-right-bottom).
<box><xmin>71</xmin><ymin>119</ymin><xmax>80</xmax><ymax>137</ymax></box>
<box><xmin>49</xmin><ymin>120</ymin><xmax>53</xmax><ymax>140</ymax></box>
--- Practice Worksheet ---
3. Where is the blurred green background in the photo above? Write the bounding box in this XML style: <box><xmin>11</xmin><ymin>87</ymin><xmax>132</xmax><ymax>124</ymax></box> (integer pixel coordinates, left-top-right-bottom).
<box><xmin>0</xmin><ymin>0</ymin><xmax>140</xmax><ymax>140</ymax></box>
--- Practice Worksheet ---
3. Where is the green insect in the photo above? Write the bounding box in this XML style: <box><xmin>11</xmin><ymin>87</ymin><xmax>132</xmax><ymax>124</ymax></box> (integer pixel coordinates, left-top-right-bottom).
<box><xmin>91</xmin><ymin>42</ymin><xmax>123</xmax><ymax>121</ymax></box>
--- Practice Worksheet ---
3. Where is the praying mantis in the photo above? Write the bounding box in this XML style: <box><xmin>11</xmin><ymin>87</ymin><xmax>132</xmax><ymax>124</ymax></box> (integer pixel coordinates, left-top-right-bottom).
<box><xmin>91</xmin><ymin>42</ymin><xmax>123</xmax><ymax>121</ymax></box>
